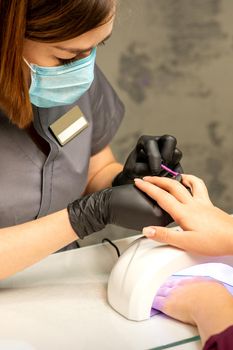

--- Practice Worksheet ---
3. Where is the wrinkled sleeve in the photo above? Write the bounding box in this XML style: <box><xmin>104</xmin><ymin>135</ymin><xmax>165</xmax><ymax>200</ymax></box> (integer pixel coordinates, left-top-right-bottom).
<box><xmin>88</xmin><ymin>65</ymin><xmax>125</xmax><ymax>155</ymax></box>
<box><xmin>203</xmin><ymin>325</ymin><xmax>233</xmax><ymax>350</ymax></box>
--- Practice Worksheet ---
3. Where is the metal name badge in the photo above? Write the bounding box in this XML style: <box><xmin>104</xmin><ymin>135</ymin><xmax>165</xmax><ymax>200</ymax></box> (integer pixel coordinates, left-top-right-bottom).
<box><xmin>49</xmin><ymin>106</ymin><xmax>89</xmax><ymax>146</ymax></box>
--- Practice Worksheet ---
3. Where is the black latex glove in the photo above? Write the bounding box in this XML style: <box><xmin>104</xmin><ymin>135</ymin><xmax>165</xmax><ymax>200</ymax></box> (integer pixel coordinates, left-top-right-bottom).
<box><xmin>67</xmin><ymin>184</ymin><xmax>173</xmax><ymax>239</ymax></box>
<box><xmin>112</xmin><ymin>135</ymin><xmax>183</xmax><ymax>186</ymax></box>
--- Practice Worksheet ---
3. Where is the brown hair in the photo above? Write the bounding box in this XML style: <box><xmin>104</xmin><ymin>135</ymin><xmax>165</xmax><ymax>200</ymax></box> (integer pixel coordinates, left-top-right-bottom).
<box><xmin>0</xmin><ymin>0</ymin><xmax>115</xmax><ymax>128</ymax></box>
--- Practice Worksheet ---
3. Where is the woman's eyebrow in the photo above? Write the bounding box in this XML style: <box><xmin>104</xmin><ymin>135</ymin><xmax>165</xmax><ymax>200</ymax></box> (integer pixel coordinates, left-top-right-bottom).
<box><xmin>53</xmin><ymin>32</ymin><xmax>112</xmax><ymax>54</ymax></box>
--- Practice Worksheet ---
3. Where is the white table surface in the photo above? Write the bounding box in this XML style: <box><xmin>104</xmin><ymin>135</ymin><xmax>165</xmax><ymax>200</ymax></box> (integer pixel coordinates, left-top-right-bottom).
<box><xmin>0</xmin><ymin>234</ymin><xmax>211</xmax><ymax>350</ymax></box>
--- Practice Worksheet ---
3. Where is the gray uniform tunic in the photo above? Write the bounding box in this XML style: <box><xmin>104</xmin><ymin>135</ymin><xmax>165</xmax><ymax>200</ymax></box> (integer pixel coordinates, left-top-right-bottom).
<box><xmin>0</xmin><ymin>65</ymin><xmax>124</xmax><ymax>250</ymax></box>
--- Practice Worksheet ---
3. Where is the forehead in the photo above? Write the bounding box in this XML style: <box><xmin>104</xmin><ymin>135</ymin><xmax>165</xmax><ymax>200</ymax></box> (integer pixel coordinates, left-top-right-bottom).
<box><xmin>51</xmin><ymin>17</ymin><xmax>115</xmax><ymax>49</ymax></box>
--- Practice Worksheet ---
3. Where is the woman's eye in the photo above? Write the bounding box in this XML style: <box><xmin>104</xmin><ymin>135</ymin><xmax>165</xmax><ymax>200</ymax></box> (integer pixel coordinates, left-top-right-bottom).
<box><xmin>56</xmin><ymin>42</ymin><xmax>106</xmax><ymax>66</ymax></box>
<box><xmin>57</xmin><ymin>57</ymin><xmax>77</xmax><ymax>66</ymax></box>
<box><xmin>57</xmin><ymin>52</ymin><xmax>88</xmax><ymax>66</ymax></box>
<box><xmin>98</xmin><ymin>40</ymin><xmax>106</xmax><ymax>47</ymax></box>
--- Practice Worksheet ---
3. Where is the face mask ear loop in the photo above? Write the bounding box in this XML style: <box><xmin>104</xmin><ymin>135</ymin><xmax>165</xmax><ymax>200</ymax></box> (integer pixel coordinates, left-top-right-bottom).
<box><xmin>23</xmin><ymin>57</ymin><xmax>36</xmax><ymax>73</ymax></box>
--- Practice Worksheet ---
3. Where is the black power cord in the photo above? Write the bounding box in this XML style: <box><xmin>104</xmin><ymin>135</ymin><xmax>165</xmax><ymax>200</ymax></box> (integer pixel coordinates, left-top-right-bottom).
<box><xmin>102</xmin><ymin>238</ymin><xmax>121</xmax><ymax>257</ymax></box>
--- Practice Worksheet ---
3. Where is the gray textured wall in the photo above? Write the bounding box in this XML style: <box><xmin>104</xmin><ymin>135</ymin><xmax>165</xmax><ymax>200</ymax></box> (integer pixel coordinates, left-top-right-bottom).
<box><xmin>80</xmin><ymin>0</ymin><xmax>233</xmax><ymax>247</ymax></box>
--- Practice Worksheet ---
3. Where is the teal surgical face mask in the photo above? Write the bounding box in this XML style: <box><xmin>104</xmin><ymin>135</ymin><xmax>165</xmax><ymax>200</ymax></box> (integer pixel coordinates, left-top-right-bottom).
<box><xmin>24</xmin><ymin>48</ymin><xmax>96</xmax><ymax>108</ymax></box>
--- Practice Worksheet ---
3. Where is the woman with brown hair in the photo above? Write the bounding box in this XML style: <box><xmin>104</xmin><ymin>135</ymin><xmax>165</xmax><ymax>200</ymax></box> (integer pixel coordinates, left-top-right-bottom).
<box><xmin>0</xmin><ymin>0</ymin><xmax>182</xmax><ymax>279</ymax></box>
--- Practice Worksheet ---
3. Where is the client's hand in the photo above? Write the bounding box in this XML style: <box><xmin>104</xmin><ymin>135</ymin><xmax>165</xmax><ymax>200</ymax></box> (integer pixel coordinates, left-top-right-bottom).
<box><xmin>134</xmin><ymin>175</ymin><xmax>233</xmax><ymax>256</ymax></box>
<box><xmin>153</xmin><ymin>277</ymin><xmax>233</xmax><ymax>345</ymax></box>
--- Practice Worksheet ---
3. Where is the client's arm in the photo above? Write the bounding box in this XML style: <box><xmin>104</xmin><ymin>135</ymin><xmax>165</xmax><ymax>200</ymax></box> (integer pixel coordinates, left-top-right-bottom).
<box><xmin>134</xmin><ymin>175</ymin><xmax>233</xmax><ymax>256</ymax></box>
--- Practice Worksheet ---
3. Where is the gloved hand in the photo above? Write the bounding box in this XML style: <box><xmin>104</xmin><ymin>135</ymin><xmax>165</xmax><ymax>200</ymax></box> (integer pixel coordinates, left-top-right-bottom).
<box><xmin>67</xmin><ymin>184</ymin><xmax>173</xmax><ymax>239</ymax></box>
<box><xmin>112</xmin><ymin>135</ymin><xmax>183</xmax><ymax>186</ymax></box>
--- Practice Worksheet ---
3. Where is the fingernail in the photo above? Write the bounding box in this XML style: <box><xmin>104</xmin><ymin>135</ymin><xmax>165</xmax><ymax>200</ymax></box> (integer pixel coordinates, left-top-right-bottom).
<box><xmin>143</xmin><ymin>176</ymin><xmax>157</xmax><ymax>180</ymax></box>
<box><xmin>142</xmin><ymin>176</ymin><xmax>150</xmax><ymax>180</ymax></box>
<box><xmin>134</xmin><ymin>178</ymin><xmax>144</xmax><ymax>183</ymax></box>
<box><xmin>143</xmin><ymin>227</ymin><xmax>156</xmax><ymax>237</ymax></box>
<box><xmin>175</xmin><ymin>174</ymin><xmax>182</xmax><ymax>182</ymax></box>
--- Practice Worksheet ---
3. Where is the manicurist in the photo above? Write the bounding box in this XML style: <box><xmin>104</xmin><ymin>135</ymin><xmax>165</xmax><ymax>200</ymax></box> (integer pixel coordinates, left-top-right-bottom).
<box><xmin>0</xmin><ymin>0</ymin><xmax>182</xmax><ymax>279</ymax></box>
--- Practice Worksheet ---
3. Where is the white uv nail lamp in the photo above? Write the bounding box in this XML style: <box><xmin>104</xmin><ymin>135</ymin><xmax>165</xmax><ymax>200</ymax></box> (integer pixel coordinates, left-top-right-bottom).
<box><xmin>107</xmin><ymin>237</ymin><xmax>233</xmax><ymax>321</ymax></box>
